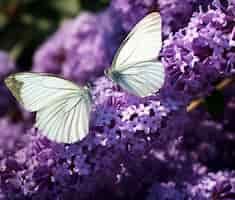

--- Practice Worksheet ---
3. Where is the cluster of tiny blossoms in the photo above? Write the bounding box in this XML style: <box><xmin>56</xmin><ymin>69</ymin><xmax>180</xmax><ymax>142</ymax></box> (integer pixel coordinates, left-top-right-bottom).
<box><xmin>32</xmin><ymin>0</ymin><xmax>214</xmax><ymax>86</ymax></box>
<box><xmin>161</xmin><ymin>3</ymin><xmax>235</xmax><ymax>104</ymax></box>
<box><xmin>33</xmin><ymin>9</ymin><xmax>123</xmax><ymax>85</ymax></box>
<box><xmin>146</xmin><ymin>170</ymin><xmax>235</xmax><ymax>200</ymax></box>
<box><xmin>185</xmin><ymin>170</ymin><xmax>235</xmax><ymax>199</ymax></box>
<box><xmin>0</xmin><ymin>51</ymin><xmax>18</xmax><ymax>116</ymax></box>
<box><xmin>1</xmin><ymin>0</ymin><xmax>235</xmax><ymax>199</ymax></box>
<box><xmin>0</xmin><ymin>76</ymin><xmax>188</xmax><ymax>199</ymax></box>
<box><xmin>111</xmin><ymin>0</ymin><xmax>212</xmax><ymax>38</ymax></box>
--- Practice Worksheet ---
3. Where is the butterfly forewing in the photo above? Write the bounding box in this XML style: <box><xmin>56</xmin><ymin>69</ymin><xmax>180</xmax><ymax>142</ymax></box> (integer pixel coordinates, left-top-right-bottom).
<box><xmin>5</xmin><ymin>72</ymin><xmax>92</xmax><ymax>143</ymax></box>
<box><xmin>111</xmin><ymin>12</ymin><xmax>162</xmax><ymax>70</ymax></box>
<box><xmin>5</xmin><ymin>73</ymin><xmax>80</xmax><ymax>111</ymax></box>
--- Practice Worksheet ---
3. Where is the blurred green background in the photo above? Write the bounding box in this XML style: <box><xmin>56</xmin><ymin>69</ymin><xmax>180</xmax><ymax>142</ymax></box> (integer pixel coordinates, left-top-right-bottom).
<box><xmin>0</xmin><ymin>0</ymin><xmax>110</xmax><ymax>69</ymax></box>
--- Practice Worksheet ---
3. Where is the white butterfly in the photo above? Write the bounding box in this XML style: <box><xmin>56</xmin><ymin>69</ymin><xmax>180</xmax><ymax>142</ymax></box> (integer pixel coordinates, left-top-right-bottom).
<box><xmin>5</xmin><ymin>73</ymin><xmax>92</xmax><ymax>144</ymax></box>
<box><xmin>105</xmin><ymin>12</ymin><xmax>164</xmax><ymax>97</ymax></box>
<box><xmin>5</xmin><ymin>12</ymin><xmax>163</xmax><ymax>144</ymax></box>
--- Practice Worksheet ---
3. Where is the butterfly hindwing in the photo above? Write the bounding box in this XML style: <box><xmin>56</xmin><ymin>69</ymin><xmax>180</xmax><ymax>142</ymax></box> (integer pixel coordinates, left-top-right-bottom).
<box><xmin>115</xmin><ymin>61</ymin><xmax>164</xmax><ymax>97</ymax></box>
<box><xmin>36</xmin><ymin>94</ymin><xmax>91</xmax><ymax>143</ymax></box>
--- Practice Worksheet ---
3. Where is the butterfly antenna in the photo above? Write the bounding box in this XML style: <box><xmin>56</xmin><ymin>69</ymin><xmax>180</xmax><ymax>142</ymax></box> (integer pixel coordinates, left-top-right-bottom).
<box><xmin>104</xmin><ymin>69</ymin><xmax>108</xmax><ymax>76</ymax></box>
<box><xmin>86</xmin><ymin>82</ymin><xmax>93</xmax><ymax>90</ymax></box>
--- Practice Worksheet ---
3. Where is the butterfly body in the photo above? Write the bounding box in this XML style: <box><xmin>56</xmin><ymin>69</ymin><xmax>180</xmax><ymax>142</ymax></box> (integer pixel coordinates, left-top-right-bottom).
<box><xmin>105</xmin><ymin>68</ymin><xmax>122</xmax><ymax>82</ymax></box>
<box><xmin>80</xmin><ymin>85</ymin><xmax>92</xmax><ymax>103</ymax></box>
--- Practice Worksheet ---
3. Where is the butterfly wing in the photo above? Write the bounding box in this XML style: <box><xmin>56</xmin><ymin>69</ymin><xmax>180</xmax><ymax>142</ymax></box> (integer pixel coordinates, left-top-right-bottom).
<box><xmin>107</xmin><ymin>12</ymin><xmax>164</xmax><ymax>97</ymax></box>
<box><xmin>114</xmin><ymin>61</ymin><xmax>164</xmax><ymax>97</ymax></box>
<box><xmin>111</xmin><ymin>12</ymin><xmax>162</xmax><ymax>70</ymax></box>
<box><xmin>5</xmin><ymin>72</ymin><xmax>92</xmax><ymax>143</ymax></box>
<box><xmin>35</xmin><ymin>93</ymin><xmax>91</xmax><ymax>143</ymax></box>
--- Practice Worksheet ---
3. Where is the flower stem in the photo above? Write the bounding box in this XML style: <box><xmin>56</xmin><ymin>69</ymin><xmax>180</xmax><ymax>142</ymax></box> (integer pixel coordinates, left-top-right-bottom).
<box><xmin>187</xmin><ymin>77</ymin><xmax>235</xmax><ymax>112</ymax></box>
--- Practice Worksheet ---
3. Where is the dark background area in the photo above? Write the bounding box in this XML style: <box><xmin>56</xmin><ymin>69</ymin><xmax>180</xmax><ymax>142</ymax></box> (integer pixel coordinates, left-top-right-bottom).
<box><xmin>0</xmin><ymin>0</ymin><xmax>110</xmax><ymax>70</ymax></box>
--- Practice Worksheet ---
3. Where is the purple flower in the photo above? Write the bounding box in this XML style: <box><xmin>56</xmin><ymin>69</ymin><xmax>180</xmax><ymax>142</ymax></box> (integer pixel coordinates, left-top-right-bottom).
<box><xmin>0</xmin><ymin>51</ymin><xmax>17</xmax><ymax>116</ymax></box>
<box><xmin>0</xmin><ymin>117</ymin><xmax>30</xmax><ymax>199</ymax></box>
<box><xmin>0</xmin><ymin>117</ymin><xmax>28</xmax><ymax>160</ymax></box>
<box><xmin>33</xmin><ymin>9</ymin><xmax>123</xmax><ymax>85</ymax></box>
<box><xmin>159</xmin><ymin>0</ymin><xmax>213</xmax><ymax>38</ymax></box>
<box><xmin>146</xmin><ymin>182</ymin><xmax>186</xmax><ymax>200</ymax></box>
<box><xmin>180</xmin><ymin>83</ymin><xmax>235</xmax><ymax>170</ymax></box>
<box><xmin>185</xmin><ymin>171</ymin><xmax>235</xmax><ymax>199</ymax></box>
<box><xmin>2</xmin><ymin>77</ymin><xmax>235</xmax><ymax>199</ymax></box>
<box><xmin>161</xmin><ymin>5</ymin><xmax>235</xmax><ymax>104</ymax></box>
<box><xmin>0</xmin><ymin>76</ymin><xmax>189</xmax><ymax>199</ymax></box>
<box><xmin>111</xmin><ymin>0</ymin><xmax>158</xmax><ymax>32</ymax></box>
<box><xmin>111</xmin><ymin>0</ymin><xmax>212</xmax><ymax>38</ymax></box>
<box><xmin>1</xmin><ymin>1</ymin><xmax>235</xmax><ymax>199</ymax></box>
<box><xmin>0</xmin><ymin>51</ymin><xmax>15</xmax><ymax>77</ymax></box>
<box><xmin>33</xmin><ymin>20</ymin><xmax>71</xmax><ymax>75</ymax></box>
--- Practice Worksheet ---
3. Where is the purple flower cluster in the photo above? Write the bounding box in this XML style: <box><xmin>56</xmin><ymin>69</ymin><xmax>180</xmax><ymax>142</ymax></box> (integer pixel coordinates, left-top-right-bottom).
<box><xmin>33</xmin><ymin>9</ymin><xmax>123</xmax><ymax>85</ymax></box>
<box><xmin>0</xmin><ymin>118</ymin><xmax>30</xmax><ymax>199</ymax></box>
<box><xmin>33</xmin><ymin>0</ymin><xmax>215</xmax><ymax>86</ymax></box>
<box><xmin>181</xmin><ymin>88</ymin><xmax>235</xmax><ymax>169</ymax></box>
<box><xmin>0</xmin><ymin>117</ymin><xmax>28</xmax><ymax>160</ymax></box>
<box><xmin>0</xmin><ymin>51</ymin><xmax>18</xmax><ymax>116</ymax></box>
<box><xmin>185</xmin><ymin>170</ymin><xmax>235</xmax><ymax>199</ymax></box>
<box><xmin>110</xmin><ymin>0</ymin><xmax>158</xmax><ymax>32</ymax></box>
<box><xmin>1</xmin><ymin>76</ymin><xmax>187</xmax><ymax>199</ymax></box>
<box><xmin>147</xmin><ymin>170</ymin><xmax>235</xmax><ymax>200</ymax></box>
<box><xmin>3</xmin><ymin>74</ymin><xmax>235</xmax><ymax>199</ymax></box>
<box><xmin>147</xmin><ymin>182</ymin><xmax>186</xmax><ymax>200</ymax></box>
<box><xmin>1</xmin><ymin>0</ymin><xmax>235</xmax><ymax>199</ymax></box>
<box><xmin>111</xmin><ymin>0</ymin><xmax>212</xmax><ymax>38</ymax></box>
<box><xmin>161</xmin><ymin>4</ymin><xmax>235</xmax><ymax>104</ymax></box>
<box><xmin>0</xmin><ymin>51</ymin><xmax>15</xmax><ymax>77</ymax></box>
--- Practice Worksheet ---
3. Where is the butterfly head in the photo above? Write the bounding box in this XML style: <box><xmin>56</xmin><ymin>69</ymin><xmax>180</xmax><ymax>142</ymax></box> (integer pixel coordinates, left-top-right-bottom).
<box><xmin>85</xmin><ymin>82</ymin><xmax>92</xmax><ymax>90</ymax></box>
<box><xmin>104</xmin><ymin>68</ymin><xmax>110</xmax><ymax>77</ymax></box>
<box><xmin>83</xmin><ymin>83</ymin><xmax>92</xmax><ymax>102</ymax></box>
<box><xmin>104</xmin><ymin>68</ymin><xmax>121</xmax><ymax>83</ymax></box>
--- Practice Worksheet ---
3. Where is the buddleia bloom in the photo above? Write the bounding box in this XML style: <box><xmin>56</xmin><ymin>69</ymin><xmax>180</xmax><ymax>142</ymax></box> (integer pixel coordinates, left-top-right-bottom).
<box><xmin>185</xmin><ymin>171</ymin><xmax>235</xmax><ymax>199</ymax></box>
<box><xmin>111</xmin><ymin>0</ymin><xmax>212</xmax><ymax>38</ymax></box>
<box><xmin>0</xmin><ymin>76</ymin><xmax>189</xmax><ymax>199</ymax></box>
<box><xmin>0</xmin><ymin>51</ymin><xmax>17</xmax><ymax>116</ymax></box>
<box><xmin>146</xmin><ymin>182</ymin><xmax>186</xmax><ymax>200</ymax></box>
<box><xmin>0</xmin><ymin>118</ymin><xmax>28</xmax><ymax>160</ymax></box>
<box><xmin>161</xmin><ymin>4</ymin><xmax>235</xmax><ymax>104</ymax></box>
<box><xmin>1</xmin><ymin>0</ymin><xmax>235</xmax><ymax>199</ymax></box>
<box><xmin>33</xmin><ymin>9</ymin><xmax>123</xmax><ymax>85</ymax></box>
